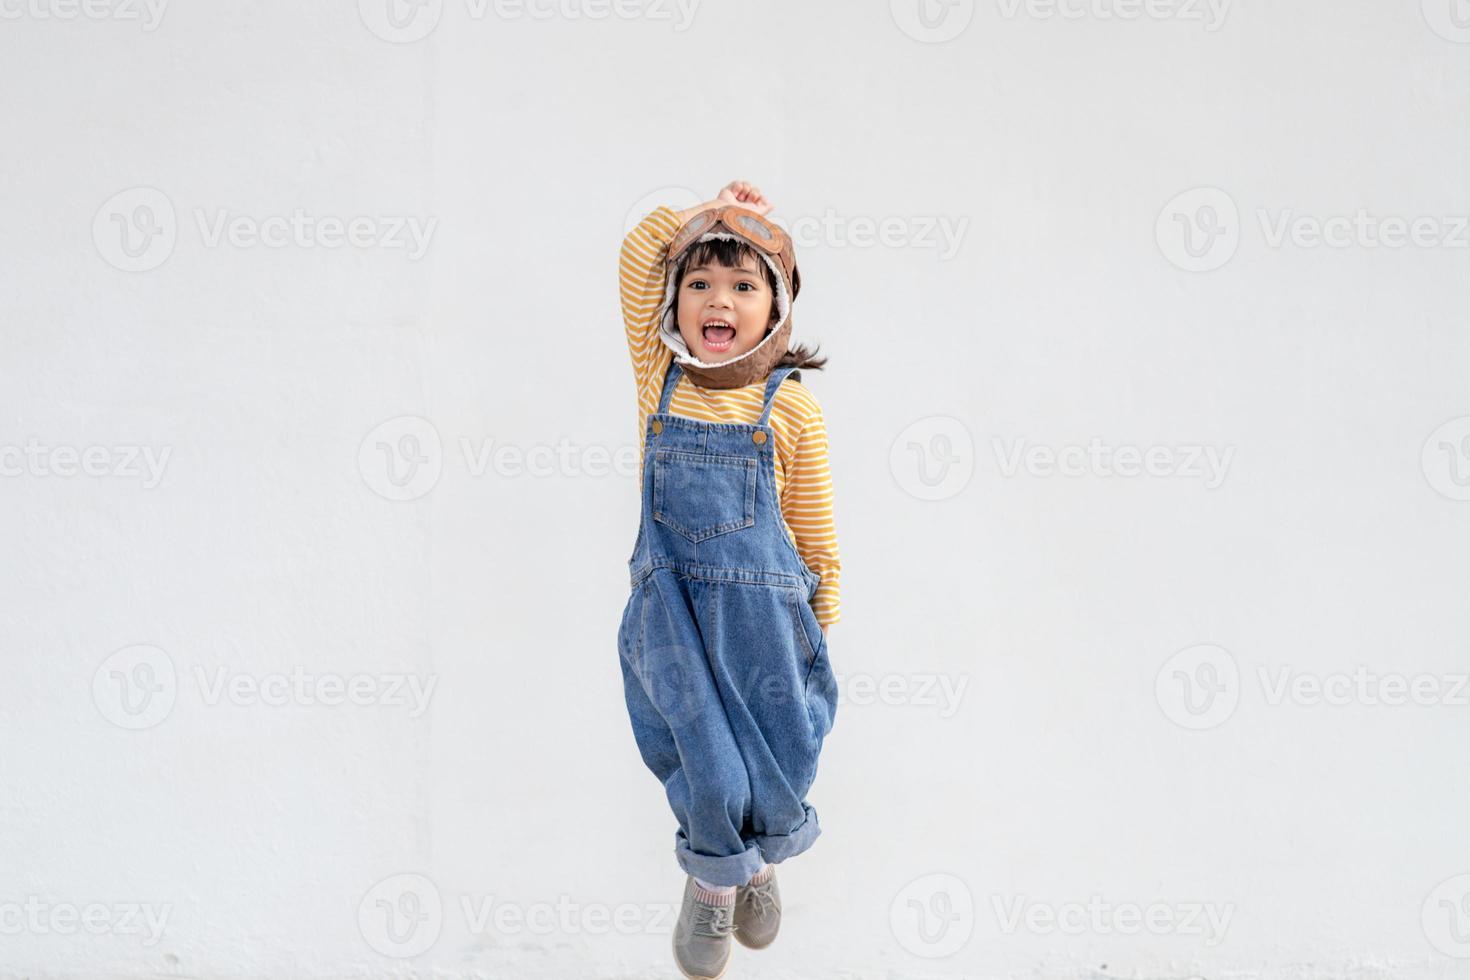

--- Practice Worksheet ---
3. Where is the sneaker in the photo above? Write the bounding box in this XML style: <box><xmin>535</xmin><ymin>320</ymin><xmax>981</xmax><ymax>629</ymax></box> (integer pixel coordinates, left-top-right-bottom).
<box><xmin>734</xmin><ymin>866</ymin><xmax>781</xmax><ymax>950</ymax></box>
<box><xmin>672</xmin><ymin>876</ymin><xmax>736</xmax><ymax>980</ymax></box>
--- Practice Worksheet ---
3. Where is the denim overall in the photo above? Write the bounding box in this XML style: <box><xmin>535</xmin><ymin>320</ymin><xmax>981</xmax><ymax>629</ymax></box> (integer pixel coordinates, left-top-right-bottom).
<box><xmin>618</xmin><ymin>360</ymin><xmax>838</xmax><ymax>887</ymax></box>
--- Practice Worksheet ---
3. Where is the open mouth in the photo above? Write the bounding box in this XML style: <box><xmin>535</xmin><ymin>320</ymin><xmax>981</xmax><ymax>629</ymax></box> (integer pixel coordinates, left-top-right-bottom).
<box><xmin>701</xmin><ymin>319</ymin><xmax>736</xmax><ymax>352</ymax></box>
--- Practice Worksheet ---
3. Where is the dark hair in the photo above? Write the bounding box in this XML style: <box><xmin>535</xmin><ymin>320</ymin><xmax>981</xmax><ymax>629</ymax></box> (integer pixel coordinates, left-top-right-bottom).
<box><xmin>678</xmin><ymin>237</ymin><xmax>827</xmax><ymax>372</ymax></box>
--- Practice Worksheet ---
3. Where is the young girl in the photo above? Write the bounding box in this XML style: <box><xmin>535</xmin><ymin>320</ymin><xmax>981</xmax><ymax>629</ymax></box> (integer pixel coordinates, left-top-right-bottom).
<box><xmin>617</xmin><ymin>180</ymin><xmax>842</xmax><ymax>979</ymax></box>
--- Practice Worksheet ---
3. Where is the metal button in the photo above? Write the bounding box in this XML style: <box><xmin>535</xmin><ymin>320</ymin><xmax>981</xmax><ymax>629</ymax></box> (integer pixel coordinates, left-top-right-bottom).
<box><xmin>752</xmin><ymin>430</ymin><xmax>767</xmax><ymax>445</ymax></box>
<box><xmin>651</xmin><ymin>419</ymin><xmax>663</xmax><ymax>434</ymax></box>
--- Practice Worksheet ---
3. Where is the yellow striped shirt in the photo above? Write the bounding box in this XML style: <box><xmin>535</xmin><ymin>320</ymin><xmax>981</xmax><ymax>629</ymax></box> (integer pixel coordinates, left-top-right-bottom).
<box><xmin>619</xmin><ymin>205</ymin><xmax>842</xmax><ymax>628</ymax></box>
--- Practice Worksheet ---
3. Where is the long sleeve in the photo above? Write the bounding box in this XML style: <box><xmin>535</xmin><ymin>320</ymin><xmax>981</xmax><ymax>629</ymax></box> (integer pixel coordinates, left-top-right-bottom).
<box><xmin>619</xmin><ymin>205</ymin><xmax>682</xmax><ymax>404</ymax></box>
<box><xmin>781</xmin><ymin>402</ymin><xmax>843</xmax><ymax>628</ymax></box>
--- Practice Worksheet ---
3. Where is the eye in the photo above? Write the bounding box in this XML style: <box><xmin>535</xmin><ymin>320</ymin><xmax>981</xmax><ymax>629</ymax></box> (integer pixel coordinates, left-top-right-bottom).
<box><xmin>685</xmin><ymin>279</ymin><xmax>707</xmax><ymax>290</ymax></box>
<box><xmin>736</xmin><ymin>281</ymin><xmax>757</xmax><ymax>292</ymax></box>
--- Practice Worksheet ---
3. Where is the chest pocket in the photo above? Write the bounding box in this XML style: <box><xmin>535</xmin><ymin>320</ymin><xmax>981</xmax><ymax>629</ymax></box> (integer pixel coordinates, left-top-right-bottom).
<box><xmin>653</xmin><ymin>449</ymin><xmax>757</xmax><ymax>543</ymax></box>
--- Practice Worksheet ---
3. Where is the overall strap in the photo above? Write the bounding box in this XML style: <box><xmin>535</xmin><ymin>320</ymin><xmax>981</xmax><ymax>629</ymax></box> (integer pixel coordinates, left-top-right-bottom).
<box><xmin>757</xmin><ymin>366</ymin><xmax>799</xmax><ymax>427</ymax></box>
<box><xmin>656</xmin><ymin>359</ymin><xmax>684</xmax><ymax>414</ymax></box>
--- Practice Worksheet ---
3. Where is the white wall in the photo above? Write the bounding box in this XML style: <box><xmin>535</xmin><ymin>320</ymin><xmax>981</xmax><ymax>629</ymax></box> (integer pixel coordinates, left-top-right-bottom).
<box><xmin>4</xmin><ymin>1</ymin><xmax>1470</xmax><ymax>977</ymax></box>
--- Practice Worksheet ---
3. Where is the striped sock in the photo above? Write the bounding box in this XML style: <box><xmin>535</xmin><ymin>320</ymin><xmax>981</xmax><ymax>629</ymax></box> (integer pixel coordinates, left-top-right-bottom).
<box><xmin>692</xmin><ymin>878</ymin><xmax>736</xmax><ymax>903</ymax></box>
<box><xmin>745</xmin><ymin>863</ymin><xmax>773</xmax><ymax>886</ymax></box>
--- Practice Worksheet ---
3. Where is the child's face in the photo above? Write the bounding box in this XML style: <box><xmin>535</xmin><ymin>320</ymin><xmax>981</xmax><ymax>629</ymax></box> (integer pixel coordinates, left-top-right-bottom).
<box><xmin>675</xmin><ymin>254</ymin><xmax>774</xmax><ymax>364</ymax></box>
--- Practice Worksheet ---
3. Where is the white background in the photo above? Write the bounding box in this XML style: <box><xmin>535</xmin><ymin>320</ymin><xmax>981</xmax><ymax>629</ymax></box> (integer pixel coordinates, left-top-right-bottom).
<box><xmin>3</xmin><ymin>0</ymin><xmax>1470</xmax><ymax>977</ymax></box>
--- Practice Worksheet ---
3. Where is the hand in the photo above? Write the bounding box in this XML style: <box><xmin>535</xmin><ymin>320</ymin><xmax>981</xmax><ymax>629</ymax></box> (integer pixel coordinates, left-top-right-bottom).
<box><xmin>675</xmin><ymin>181</ymin><xmax>775</xmax><ymax>224</ymax></box>
<box><xmin>715</xmin><ymin>180</ymin><xmax>773</xmax><ymax>216</ymax></box>
<box><xmin>821</xmin><ymin>625</ymin><xmax>829</xmax><ymax>639</ymax></box>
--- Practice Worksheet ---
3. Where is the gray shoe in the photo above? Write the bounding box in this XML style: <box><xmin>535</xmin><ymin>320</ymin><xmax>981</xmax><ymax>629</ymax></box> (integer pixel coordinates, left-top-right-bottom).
<box><xmin>734</xmin><ymin>868</ymin><xmax>781</xmax><ymax>950</ymax></box>
<box><xmin>672</xmin><ymin>876</ymin><xmax>735</xmax><ymax>980</ymax></box>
